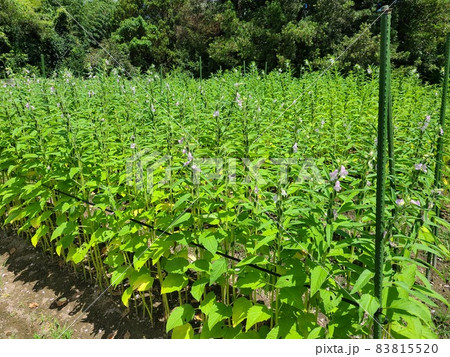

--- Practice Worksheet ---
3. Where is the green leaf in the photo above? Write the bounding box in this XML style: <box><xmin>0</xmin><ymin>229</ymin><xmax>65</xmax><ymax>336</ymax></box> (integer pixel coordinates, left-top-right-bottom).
<box><xmin>310</xmin><ymin>266</ymin><xmax>329</xmax><ymax>297</ymax></box>
<box><xmin>69</xmin><ymin>167</ymin><xmax>80</xmax><ymax>179</ymax></box>
<box><xmin>130</xmin><ymin>270</ymin><xmax>154</xmax><ymax>291</ymax></box>
<box><xmin>161</xmin><ymin>273</ymin><xmax>188</xmax><ymax>294</ymax></box>
<box><xmin>210</xmin><ymin>258</ymin><xmax>227</xmax><ymax>284</ymax></box>
<box><xmin>232</xmin><ymin>297</ymin><xmax>252</xmax><ymax>327</ymax></box>
<box><xmin>166</xmin><ymin>304</ymin><xmax>195</xmax><ymax>332</ymax></box>
<box><xmin>31</xmin><ymin>225</ymin><xmax>49</xmax><ymax>247</ymax></box>
<box><xmin>235</xmin><ymin>272</ymin><xmax>266</xmax><ymax>289</ymax></box>
<box><xmin>165</xmin><ymin>257</ymin><xmax>189</xmax><ymax>273</ymax></box>
<box><xmin>191</xmin><ymin>278</ymin><xmax>208</xmax><ymax>301</ymax></box>
<box><xmin>358</xmin><ymin>294</ymin><xmax>380</xmax><ymax>322</ymax></box>
<box><xmin>236</xmin><ymin>255</ymin><xmax>268</xmax><ymax>267</ymax></box>
<box><xmin>173</xmin><ymin>193</ymin><xmax>192</xmax><ymax>211</ymax></box>
<box><xmin>245</xmin><ymin>304</ymin><xmax>271</xmax><ymax>331</ymax></box>
<box><xmin>207</xmin><ymin>302</ymin><xmax>232</xmax><ymax>330</ymax></box>
<box><xmin>111</xmin><ymin>266</ymin><xmax>128</xmax><ymax>287</ymax></box>
<box><xmin>199</xmin><ymin>231</ymin><xmax>218</xmax><ymax>254</ymax></box>
<box><xmin>171</xmin><ymin>323</ymin><xmax>194</xmax><ymax>339</ymax></box>
<box><xmin>351</xmin><ymin>269</ymin><xmax>374</xmax><ymax>294</ymax></box>
<box><xmin>199</xmin><ymin>292</ymin><xmax>216</xmax><ymax>315</ymax></box>
<box><xmin>189</xmin><ymin>259</ymin><xmax>210</xmax><ymax>273</ymax></box>
<box><xmin>50</xmin><ymin>221</ymin><xmax>76</xmax><ymax>241</ymax></box>
<box><xmin>121</xmin><ymin>286</ymin><xmax>133</xmax><ymax>307</ymax></box>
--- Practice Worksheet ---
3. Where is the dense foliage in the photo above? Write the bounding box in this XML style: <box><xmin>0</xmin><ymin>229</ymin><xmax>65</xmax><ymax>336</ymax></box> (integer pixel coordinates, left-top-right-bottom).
<box><xmin>0</xmin><ymin>67</ymin><xmax>448</xmax><ymax>338</ymax></box>
<box><xmin>0</xmin><ymin>0</ymin><xmax>449</xmax><ymax>81</ymax></box>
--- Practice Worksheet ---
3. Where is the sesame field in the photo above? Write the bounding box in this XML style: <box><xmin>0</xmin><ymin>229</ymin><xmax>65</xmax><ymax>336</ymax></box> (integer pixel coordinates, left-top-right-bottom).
<box><xmin>0</xmin><ymin>67</ymin><xmax>449</xmax><ymax>339</ymax></box>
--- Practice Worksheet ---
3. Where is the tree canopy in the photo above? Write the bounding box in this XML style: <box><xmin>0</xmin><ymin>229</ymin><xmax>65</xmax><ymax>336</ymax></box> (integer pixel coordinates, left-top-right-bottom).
<box><xmin>0</xmin><ymin>0</ymin><xmax>449</xmax><ymax>81</ymax></box>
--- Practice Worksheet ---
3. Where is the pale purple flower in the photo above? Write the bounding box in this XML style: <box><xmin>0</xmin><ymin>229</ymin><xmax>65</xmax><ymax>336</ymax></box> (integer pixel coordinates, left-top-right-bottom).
<box><xmin>440</xmin><ymin>128</ymin><xmax>444</xmax><ymax>136</ymax></box>
<box><xmin>213</xmin><ymin>110</ymin><xmax>219</xmax><ymax>117</ymax></box>
<box><xmin>182</xmin><ymin>148</ymin><xmax>187</xmax><ymax>155</ymax></box>
<box><xmin>410</xmin><ymin>199</ymin><xmax>421</xmax><ymax>207</ymax></box>
<box><xmin>330</xmin><ymin>169</ymin><xmax>339</xmax><ymax>181</ymax></box>
<box><xmin>130</xmin><ymin>143</ymin><xmax>136</xmax><ymax>149</ymax></box>
<box><xmin>131</xmin><ymin>86</ymin><xmax>136</xmax><ymax>95</ymax></box>
<box><xmin>100</xmin><ymin>118</ymin><xmax>105</xmax><ymax>122</ymax></box>
<box><xmin>334</xmin><ymin>180</ymin><xmax>341</xmax><ymax>192</ymax></box>
<box><xmin>366</xmin><ymin>181</ymin><xmax>372</xmax><ymax>187</ymax></box>
<box><xmin>25</xmin><ymin>103</ymin><xmax>30</xmax><ymax>109</ymax></box>
<box><xmin>293</xmin><ymin>142</ymin><xmax>298</xmax><ymax>153</ymax></box>
<box><xmin>184</xmin><ymin>152</ymin><xmax>193</xmax><ymax>166</ymax></box>
<box><xmin>395</xmin><ymin>198</ymin><xmax>405</xmax><ymax>206</ymax></box>
<box><xmin>178</xmin><ymin>137</ymin><xmax>184</xmax><ymax>144</ymax></box>
<box><xmin>333</xmin><ymin>209</ymin><xmax>338</xmax><ymax>220</ymax></box>
<box><xmin>192</xmin><ymin>164</ymin><xmax>201</xmax><ymax>172</ymax></box>
<box><xmin>175</xmin><ymin>101</ymin><xmax>180</xmax><ymax>106</ymax></box>
<box><xmin>421</xmin><ymin>115</ymin><xmax>431</xmax><ymax>131</ymax></box>
<box><xmin>151</xmin><ymin>104</ymin><xmax>156</xmax><ymax>113</ymax></box>
<box><xmin>315</xmin><ymin>128</ymin><xmax>319</xmax><ymax>133</ymax></box>
<box><xmin>273</xmin><ymin>194</ymin><xmax>278</xmax><ymax>203</ymax></box>
<box><xmin>281</xmin><ymin>189</ymin><xmax>288</xmax><ymax>197</ymax></box>
<box><xmin>339</xmin><ymin>165</ymin><xmax>348</xmax><ymax>179</ymax></box>
<box><xmin>414</xmin><ymin>163</ymin><xmax>427</xmax><ymax>173</ymax></box>
<box><xmin>50</xmin><ymin>86</ymin><xmax>55</xmax><ymax>93</ymax></box>
<box><xmin>254</xmin><ymin>186</ymin><xmax>259</xmax><ymax>195</ymax></box>
<box><xmin>321</xmin><ymin>120</ymin><xmax>325</xmax><ymax>127</ymax></box>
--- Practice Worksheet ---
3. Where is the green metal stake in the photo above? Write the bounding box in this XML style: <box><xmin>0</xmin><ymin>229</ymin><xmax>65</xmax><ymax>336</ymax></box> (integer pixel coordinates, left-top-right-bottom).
<box><xmin>40</xmin><ymin>54</ymin><xmax>46</xmax><ymax>78</ymax></box>
<box><xmin>199</xmin><ymin>56</ymin><xmax>203</xmax><ymax>81</ymax></box>
<box><xmin>374</xmin><ymin>6</ymin><xmax>391</xmax><ymax>339</ymax></box>
<box><xmin>427</xmin><ymin>33</ymin><xmax>450</xmax><ymax>279</ymax></box>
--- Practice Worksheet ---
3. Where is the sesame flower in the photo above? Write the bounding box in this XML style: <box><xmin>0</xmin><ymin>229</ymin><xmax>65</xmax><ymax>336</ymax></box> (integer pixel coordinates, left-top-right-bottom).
<box><xmin>50</xmin><ymin>86</ymin><xmax>55</xmax><ymax>93</ymax></box>
<box><xmin>395</xmin><ymin>198</ymin><xmax>405</xmax><ymax>206</ymax></box>
<box><xmin>131</xmin><ymin>87</ymin><xmax>136</xmax><ymax>95</ymax></box>
<box><xmin>321</xmin><ymin>120</ymin><xmax>325</xmax><ymax>127</ymax></box>
<box><xmin>182</xmin><ymin>148</ymin><xmax>187</xmax><ymax>155</ymax></box>
<box><xmin>366</xmin><ymin>181</ymin><xmax>372</xmax><ymax>187</ymax></box>
<box><xmin>414</xmin><ymin>163</ymin><xmax>427</xmax><ymax>173</ymax></box>
<box><xmin>334</xmin><ymin>180</ymin><xmax>341</xmax><ymax>192</ymax></box>
<box><xmin>420</xmin><ymin>115</ymin><xmax>431</xmax><ymax>131</ymax></box>
<box><xmin>192</xmin><ymin>164</ymin><xmax>201</xmax><ymax>172</ymax></box>
<box><xmin>178</xmin><ymin>137</ymin><xmax>184</xmax><ymax>144</ymax></box>
<box><xmin>25</xmin><ymin>103</ymin><xmax>30</xmax><ymax>109</ymax></box>
<box><xmin>254</xmin><ymin>186</ymin><xmax>259</xmax><ymax>195</ymax></box>
<box><xmin>440</xmin><ymin>128</ymin><xmax>444</xmax><ymax>136</ymax></box>
<box><xmin>330</xmin><ymin>169</ymin><xmax>339</xmax><ymax>181</ymax></box>
<box><xmin>410</xmin><ymin>199</ymin><xmax>420</xmax><ymax>206</ymax></box>
<box><xmin>213</xmin><ymin>110</ymin><xmax>219</xmax><ymax>117</ymax></box>
<box><xmin>273</xmin><ymin>194</ymin><xmax>278</xmax><ymax>203</ymax></box>
<box><xmin>339</xmin><ymin>165</ymin><xmax>348</xmax><ymax>179</ymax></box>
<box><xmin>281</xmin><ymin>189</ymin><xmax>288</xmax><ymax>197</ymax></box>
<box><xmin>151</xmin><ymin>104</ymin><xmax>156</xmax><ymax>113</ymax></box>
<box><xmin>293</xmin><ymin>142</ymin><xmax>298</xmax><ymax>153</ymax></box>
<box><xmin>130</xmin><ymin>143</ymin><xmax>136</xmax><ymax>149</ymax></box>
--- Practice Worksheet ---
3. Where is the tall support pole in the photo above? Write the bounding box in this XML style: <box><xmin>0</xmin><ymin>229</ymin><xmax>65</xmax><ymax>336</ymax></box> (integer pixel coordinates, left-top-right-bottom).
<box><xmin>374</xmin><ymin>6</ymin><xmax>391</xmax><ymax>339</ymax></box>
<box><xmin>199</xmin><ymin>56</ymin><xmax>203</xmax><ymax>81</ymax></box>
<box><xmin>427</xmin><ymin>33</ymin><xmax>450</xmax><ymax>279</ymax></box>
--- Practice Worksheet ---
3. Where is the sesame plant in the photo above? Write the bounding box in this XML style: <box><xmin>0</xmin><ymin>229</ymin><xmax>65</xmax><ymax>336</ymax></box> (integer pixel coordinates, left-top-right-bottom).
<box><xmin>0</xmin><ymin>65</ymin><xmax>448</xmax><ymax>339</ymax></box>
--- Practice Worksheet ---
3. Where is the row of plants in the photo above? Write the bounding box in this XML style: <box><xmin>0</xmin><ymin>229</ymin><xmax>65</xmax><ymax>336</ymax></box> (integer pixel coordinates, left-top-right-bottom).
<box><xmin>0</xmin><ymin>66</ymin><xmax>449</xmax><ymax>338</ymax></box>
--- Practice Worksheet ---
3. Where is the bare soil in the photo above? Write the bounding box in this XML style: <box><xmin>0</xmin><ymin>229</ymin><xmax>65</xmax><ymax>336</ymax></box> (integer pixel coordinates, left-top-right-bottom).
<box><xmin>0</xmin><ymin>228</ymin><xmax>166</xmax><ymax>339</ymax></box>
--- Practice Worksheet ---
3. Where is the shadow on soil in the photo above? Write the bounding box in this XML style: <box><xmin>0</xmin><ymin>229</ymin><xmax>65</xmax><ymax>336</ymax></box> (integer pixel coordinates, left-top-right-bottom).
<box><xmin>0</xmin><ymin>227</ymin><xmax>166</xmax><ymax>339</ymax></box>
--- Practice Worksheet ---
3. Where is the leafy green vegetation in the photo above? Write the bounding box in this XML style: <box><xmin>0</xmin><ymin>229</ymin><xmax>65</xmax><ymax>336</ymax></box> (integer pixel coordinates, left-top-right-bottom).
<box><xmin>0</xmin><ymin>65</ymin><xmax>448</xmax><ymax>338</ymax></box>
<box><xmin>0</xmin><ymin>0</ymin><xmax>449</xmax><ymax>81</ymax></box>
